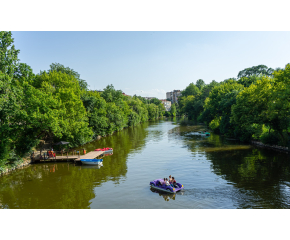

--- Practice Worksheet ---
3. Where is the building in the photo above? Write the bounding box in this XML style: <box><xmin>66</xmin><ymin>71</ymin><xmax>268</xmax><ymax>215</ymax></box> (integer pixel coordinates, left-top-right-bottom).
<box><xmin>160</xmin><ymin>99</ymin><xmax>171</xmax><ymax>111</ymax></box>
<box><xmin>166</xmin><ymin>90</ymin><xmax>181</xmax><ymax>103</ymax></box>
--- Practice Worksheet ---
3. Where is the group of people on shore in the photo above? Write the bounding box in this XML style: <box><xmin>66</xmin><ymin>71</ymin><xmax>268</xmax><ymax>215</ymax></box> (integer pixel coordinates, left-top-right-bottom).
<box><xmin>163</xmin><ymin>175</ymin><xmax>177</xmax><ymax>187</ymax></box>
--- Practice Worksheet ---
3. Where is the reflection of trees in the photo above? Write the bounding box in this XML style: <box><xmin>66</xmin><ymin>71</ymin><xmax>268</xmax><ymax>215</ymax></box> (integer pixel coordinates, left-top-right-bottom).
<box><xmin>207</xmin><ymin>148</ymin><xmax>290</xmax><ymax>208</ymax></box>
<box><xmin>0</xmin><ymin>122</ymin><xmax>149</xmax><ymax>209</ymax></box>
<box><xmin>175</xmin><ymin>124</ymin><xmax>290</xmax><ymax>208</ymax></box>
<box><xmin>195</xmin><ymin>136</ymin><xmax>290</xmax><ymax>208</ymax></box>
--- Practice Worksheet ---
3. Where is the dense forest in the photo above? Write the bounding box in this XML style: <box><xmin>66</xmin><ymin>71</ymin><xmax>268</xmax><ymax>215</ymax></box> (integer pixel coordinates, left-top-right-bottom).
<box><xmin>178</xmin><ymin>64</ymin><xmax>290</xmax><ymax>147</ymax></box>
<box><xmin>0</xmin><ymin>32</ymin><xmax>166</xmax><ymax>170</ymax></box>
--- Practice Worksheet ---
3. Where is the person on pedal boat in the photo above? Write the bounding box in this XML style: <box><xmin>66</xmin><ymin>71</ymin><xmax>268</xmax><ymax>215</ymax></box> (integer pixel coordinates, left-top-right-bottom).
<box><xmin>165</xmin><ymin>178</ymin><xmax>170</xmax><ymax>186</ymax></box>
<box><xmin>162</xmin><ymin>178</ymin><xmax>166</xmax><ymax>186</ymax></box>
<box><xmin>171</xmin><ymin>177</ymin><xmax>177</xmax><ymax>187</ymax></box>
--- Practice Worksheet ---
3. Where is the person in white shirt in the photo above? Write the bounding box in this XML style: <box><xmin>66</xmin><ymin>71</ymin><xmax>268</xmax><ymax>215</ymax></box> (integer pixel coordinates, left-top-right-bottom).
<box><xmin>165</xmin><ymin>178</ymin><xmax>170</xmax><ymax>186</ymax></box>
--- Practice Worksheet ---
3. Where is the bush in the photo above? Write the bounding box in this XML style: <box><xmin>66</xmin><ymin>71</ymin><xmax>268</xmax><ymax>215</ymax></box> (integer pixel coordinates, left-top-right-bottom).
<box><xmin>209</xmin><ymin>116</ymin><xmax>221</xmax><ymax>133</ymax></box>
<box><xmin>260</xmin><ymin>132</ymin><xmax>279</xmax><ymax>145</ymax></box>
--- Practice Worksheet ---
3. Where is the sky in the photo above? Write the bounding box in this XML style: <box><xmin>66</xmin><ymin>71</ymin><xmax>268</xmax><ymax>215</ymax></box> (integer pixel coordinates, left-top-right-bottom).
<box><xmin>11</xmin><ymin>31</ymin><xmax>290</xmax><ymax>99</ymax></box>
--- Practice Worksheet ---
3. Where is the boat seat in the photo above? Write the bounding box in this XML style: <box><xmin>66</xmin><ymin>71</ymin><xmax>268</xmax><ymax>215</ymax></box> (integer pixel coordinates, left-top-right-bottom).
<box><xmin>157</xmin><ymin>181</ymin><xmax>163</xmax><ymax>186</ymax></box>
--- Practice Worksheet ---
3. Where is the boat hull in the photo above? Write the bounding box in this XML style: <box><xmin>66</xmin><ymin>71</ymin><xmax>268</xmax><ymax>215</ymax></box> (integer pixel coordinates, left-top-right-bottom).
<box><xmin>150</xmin><ymin>185</ymin><xmax>180</xmax><ymax>193</ymax></box>
<box><xmin>80</xmin><ymin>159</ymin><xmax>103</xmax><ymax>165</ymax></box>
<box><xmin>104</xmin><ymin>150</ymin><xmax>113</xmax><ymax>153</ymax></box>
<box><xmin>81</xmin><ymin>161</ymin><xmax>102</xmax><ymax>165</ymax></box>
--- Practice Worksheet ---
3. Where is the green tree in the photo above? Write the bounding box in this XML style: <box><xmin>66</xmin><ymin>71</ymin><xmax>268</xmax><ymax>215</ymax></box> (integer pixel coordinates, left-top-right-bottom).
<box><xmin>237</xmin><ymin>75</ymin><xmax>261</xmax><ymax>88</ymax></box>
<box><xmin>146</xmin><ymin>103</ymin><xmax>159</xmax><ymax>120</ymax></box>
<box><xmin>33</xmin><ymin>71</ymin><xmax>93</xmax><ymax>146</ymax></box>
<box><xmin>237</xmin><ymin>65</ymin><xmax>274</xmax><ymax>78</ymax></box>
<box><xmin>48</xmin><ymin>63</ymin><xmax>88</xmax><ymax>90</ymax></box>
<box><xmin>181</xmin><ymin>82</ymin><xmax>200</xmax><ymax>97</ymax></box>
<box><xmin>81</xmin><ymin>91</ymin><xmax>109</xmax><ymax>137</ymax></box>
<box><xmin>231</xmin><ymin>77</ymin><xmax>273</xmax><ymax>141</ymax></box>
<box><xmin>0</xmin><ymin>31</ymin><xmax>20</xmax><ymax>76</ymax></box>
<box><xmin>0</xmin><ymin>31</ymin><xmax>22</xmax><ymax>167</ymax></box>
<box><xmin>196</xmin><ymin>79</ymin><xmax>205</xmax><ymax>90</ymax></box>
<box><xmin>170</xmin><ymin>103</ymin><xmax>177</xmax><ymax>117</ymax></box>
<box><xmin>267</xmin><ymin>64</ymin><xmax>290</xmax><ymax>144</ymax></box>
<box><xmin>101</xmin><ymin>84</ymin><xmax>124</xmax><ymax>103</ymax></box>
<box><xmin>201</xmin><ymin>81</ymin><xmax>244</xmax><ymax>128</ymax></box>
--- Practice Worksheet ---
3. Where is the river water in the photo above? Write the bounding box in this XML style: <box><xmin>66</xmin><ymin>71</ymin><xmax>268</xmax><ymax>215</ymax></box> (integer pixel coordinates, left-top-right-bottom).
<box><xmin>1</xmin><ymin>119</ymin><xmax>290</xmax><ymax>209</ymax></box>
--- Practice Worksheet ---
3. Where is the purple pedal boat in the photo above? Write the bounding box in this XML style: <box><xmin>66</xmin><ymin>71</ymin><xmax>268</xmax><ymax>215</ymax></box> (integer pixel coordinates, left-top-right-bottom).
<box><xmin>149</xmin><ymin>179</ymin><xmax>184</xmax><ymax>193</ymax></box>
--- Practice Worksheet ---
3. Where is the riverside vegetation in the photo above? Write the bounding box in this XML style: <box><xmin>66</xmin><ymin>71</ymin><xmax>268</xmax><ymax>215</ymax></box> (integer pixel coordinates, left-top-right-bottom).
<box><xmin>177</xmin><ymin>64</ymin><xmax>290</xmax><ymax>148</ymax></box>
<box><xmin>0</xmin><ymin>32</ymin><xmax>169</xmax><ymax>173</ymax></box>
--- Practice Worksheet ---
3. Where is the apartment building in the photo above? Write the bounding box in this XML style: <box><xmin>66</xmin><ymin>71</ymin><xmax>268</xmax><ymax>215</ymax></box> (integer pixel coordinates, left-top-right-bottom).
<box><xmin>160</xmin><ymin>99</ymin><xmax>171</xmax><ymax>111</ymax></box>
<box><xmin>166</xmin><ymin>90</ymin><xmax>181</xmax><ymax>103</ymax></box>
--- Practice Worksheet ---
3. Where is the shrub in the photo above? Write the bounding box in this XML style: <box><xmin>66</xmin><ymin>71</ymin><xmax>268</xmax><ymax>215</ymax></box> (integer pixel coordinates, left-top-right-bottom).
<box><xmin>260</xmin><ymin>132</ymin><xmax>279</xmax><ymax>145</ymax></box>
<box><xmin>209</xmin><ymin>116</ymin><xmax>221</xmax><ymax>133</ymax></box>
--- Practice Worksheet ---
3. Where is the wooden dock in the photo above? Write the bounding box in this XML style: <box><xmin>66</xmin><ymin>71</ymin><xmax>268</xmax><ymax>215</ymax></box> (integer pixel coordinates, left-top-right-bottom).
<box><xmin>32</xmin><ymin>151</ymin><xmax>105</xmax><ymax>163</ymax></box>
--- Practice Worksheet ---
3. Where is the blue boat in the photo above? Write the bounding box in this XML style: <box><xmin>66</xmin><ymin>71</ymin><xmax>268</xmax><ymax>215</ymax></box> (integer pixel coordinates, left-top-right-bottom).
<box><xmin>80</xmin><ymin>159</ymin><xmax>103</xmax><ymax>165</ymax></box>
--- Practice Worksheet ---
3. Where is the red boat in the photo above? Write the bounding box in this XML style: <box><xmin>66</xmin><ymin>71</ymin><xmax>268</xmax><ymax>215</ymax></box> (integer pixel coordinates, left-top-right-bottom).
<box><xmin>95</xmin><ymin>147</ymin><xmax>113</xmax><ymax>152</ymax></box>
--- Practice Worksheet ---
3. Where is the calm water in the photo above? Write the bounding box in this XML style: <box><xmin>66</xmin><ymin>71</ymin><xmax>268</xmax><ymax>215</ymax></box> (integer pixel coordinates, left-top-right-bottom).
<box><xmin>1</xmin><ymin>119</ymin><xmax>290</xmax><ymax>209</ymax></box>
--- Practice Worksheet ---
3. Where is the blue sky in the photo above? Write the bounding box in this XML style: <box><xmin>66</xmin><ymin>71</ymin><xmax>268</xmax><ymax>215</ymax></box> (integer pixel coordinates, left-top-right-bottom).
<box><xmin>12</xmin><ymin>31</ymin><xmax>290</xmax><ymax>99</ymax></box>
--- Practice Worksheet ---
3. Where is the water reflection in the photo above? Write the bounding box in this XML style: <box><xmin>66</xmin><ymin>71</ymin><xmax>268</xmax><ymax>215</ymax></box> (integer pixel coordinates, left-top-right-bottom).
<box><xmin>81</xmin><ymin>163</ymin><xmax>103</xmax><ymax>169</ymax></box>
<box><xmin>150</xmin><ymin>188</ymin><xmax>176</xmax><ymax>201</ymax></box>
<box><xmin>1</xmin><ymin>120</ymin><xmax>290</xmax><ymax>209</ymax></box>
<box><xmin>0</xmin><ymin>122</ymin><xmax>149</xmax><ymax>209</ymax></box>
<box><xmin>176</xmin><ymin>124</ymin><xmax>290</xmax><ymax>208</ymax></box>
<box><xmin>207</xmin><ymin>147</ymin><xmax>290</xmax><ymax>208</ymax></box>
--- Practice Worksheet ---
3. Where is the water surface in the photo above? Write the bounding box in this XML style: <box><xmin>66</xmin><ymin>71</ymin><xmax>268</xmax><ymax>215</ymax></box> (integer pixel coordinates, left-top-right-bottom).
<box><xmin>1</xmin><ymin>119</ymin><xmax>290</xmax><ymax>209</ymax></box>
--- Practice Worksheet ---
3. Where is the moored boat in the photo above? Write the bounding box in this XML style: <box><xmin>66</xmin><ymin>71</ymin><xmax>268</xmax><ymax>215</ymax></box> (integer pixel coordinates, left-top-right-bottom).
<box><xmin>80</xmin><ymin>159</ymin><xmax>103</xmax><ymax>165</ymax></box>
<box><xmin>197</xmin><ymin>131</ymin><xmax>210</xmax><ymax>136</ymax></box>
<box><xmin>95</xmin><ymin>147</ymin><xmax>113</xmax><ymax>153</ymax></box>
<box><xmin>149</xmin><ymin>179</ymin><xmax>184</xmax><ymax>193</ymax></box>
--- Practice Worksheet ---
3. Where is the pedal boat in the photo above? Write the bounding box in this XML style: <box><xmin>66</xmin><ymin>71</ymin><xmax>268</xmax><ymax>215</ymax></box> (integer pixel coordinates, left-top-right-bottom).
<box><xmin>95</xmin><ymin>147</ymin><xmax>113</xmax><ymax>153</ymax></box>
<box><xmin>149</xmin><ymin>179</ymin><xmax>184</xmax><ymax>193</ymax></box>
<box><xmin>80</xmin><ymin>159</ymin><xmax>103</xmax><ymax>165</ymax></box>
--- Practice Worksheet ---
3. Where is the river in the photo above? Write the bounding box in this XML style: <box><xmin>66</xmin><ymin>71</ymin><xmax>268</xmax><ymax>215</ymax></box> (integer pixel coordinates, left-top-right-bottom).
<box><xmin>1</xmin><ymin>118</ymin><xmax>290</xmax><ymax>209</ymax></box>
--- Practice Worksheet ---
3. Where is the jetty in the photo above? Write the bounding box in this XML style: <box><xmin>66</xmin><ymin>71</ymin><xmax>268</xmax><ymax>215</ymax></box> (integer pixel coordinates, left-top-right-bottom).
<box><xmin>31</xmin><ymin>151</ymin><xmax>105</xmax><ymax>163</ymax></box>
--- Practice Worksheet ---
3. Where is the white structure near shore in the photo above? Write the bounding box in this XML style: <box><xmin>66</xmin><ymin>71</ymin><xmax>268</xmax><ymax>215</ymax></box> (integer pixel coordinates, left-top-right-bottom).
<box><xmin>160</xmin><ymin>99</ymin><xmax>171</xmax><ymax>111</ymax></box>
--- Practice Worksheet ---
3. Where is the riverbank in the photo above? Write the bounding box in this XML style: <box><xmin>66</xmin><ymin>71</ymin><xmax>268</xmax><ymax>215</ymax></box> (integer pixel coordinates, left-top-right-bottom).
<box><xmin>0</xmin><ymin>120</ymin><xmax>149</xmax><ymax>177</ymax></box>
<box><xmin>0</xmin><ymin>158</ymin><xmax>32</xmax><ymax>176</ymax></box>
<box><xmin>251</xmin><ymin>140</ymin><xmax>289</xmax><ymax>153</ymax></box>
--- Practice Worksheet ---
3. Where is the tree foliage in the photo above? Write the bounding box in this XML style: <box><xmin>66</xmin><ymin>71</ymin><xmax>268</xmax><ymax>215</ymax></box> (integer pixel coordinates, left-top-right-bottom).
<box><xmin>181</xmin><ymin>82</ymin><xmax>200</xmax><ymax>97</ymax></box>
<box><xmin>237</xmin><ymin>64</ymin><xmax>274</xmax><ymax>79</ymax></box>
<box><xmin>48</xmin><ymin>63</ymin><xmax>88</xmax><ymax>90</ymax></box>
<box><xmin>179</xmin><ymin>64</ymin><xmax>290</xmax><ymax>145</ymax></box>
<box><xmin>0</xmin><ymin>31</ymin><xmax>164</xmax><ymax>170</ymax></box>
